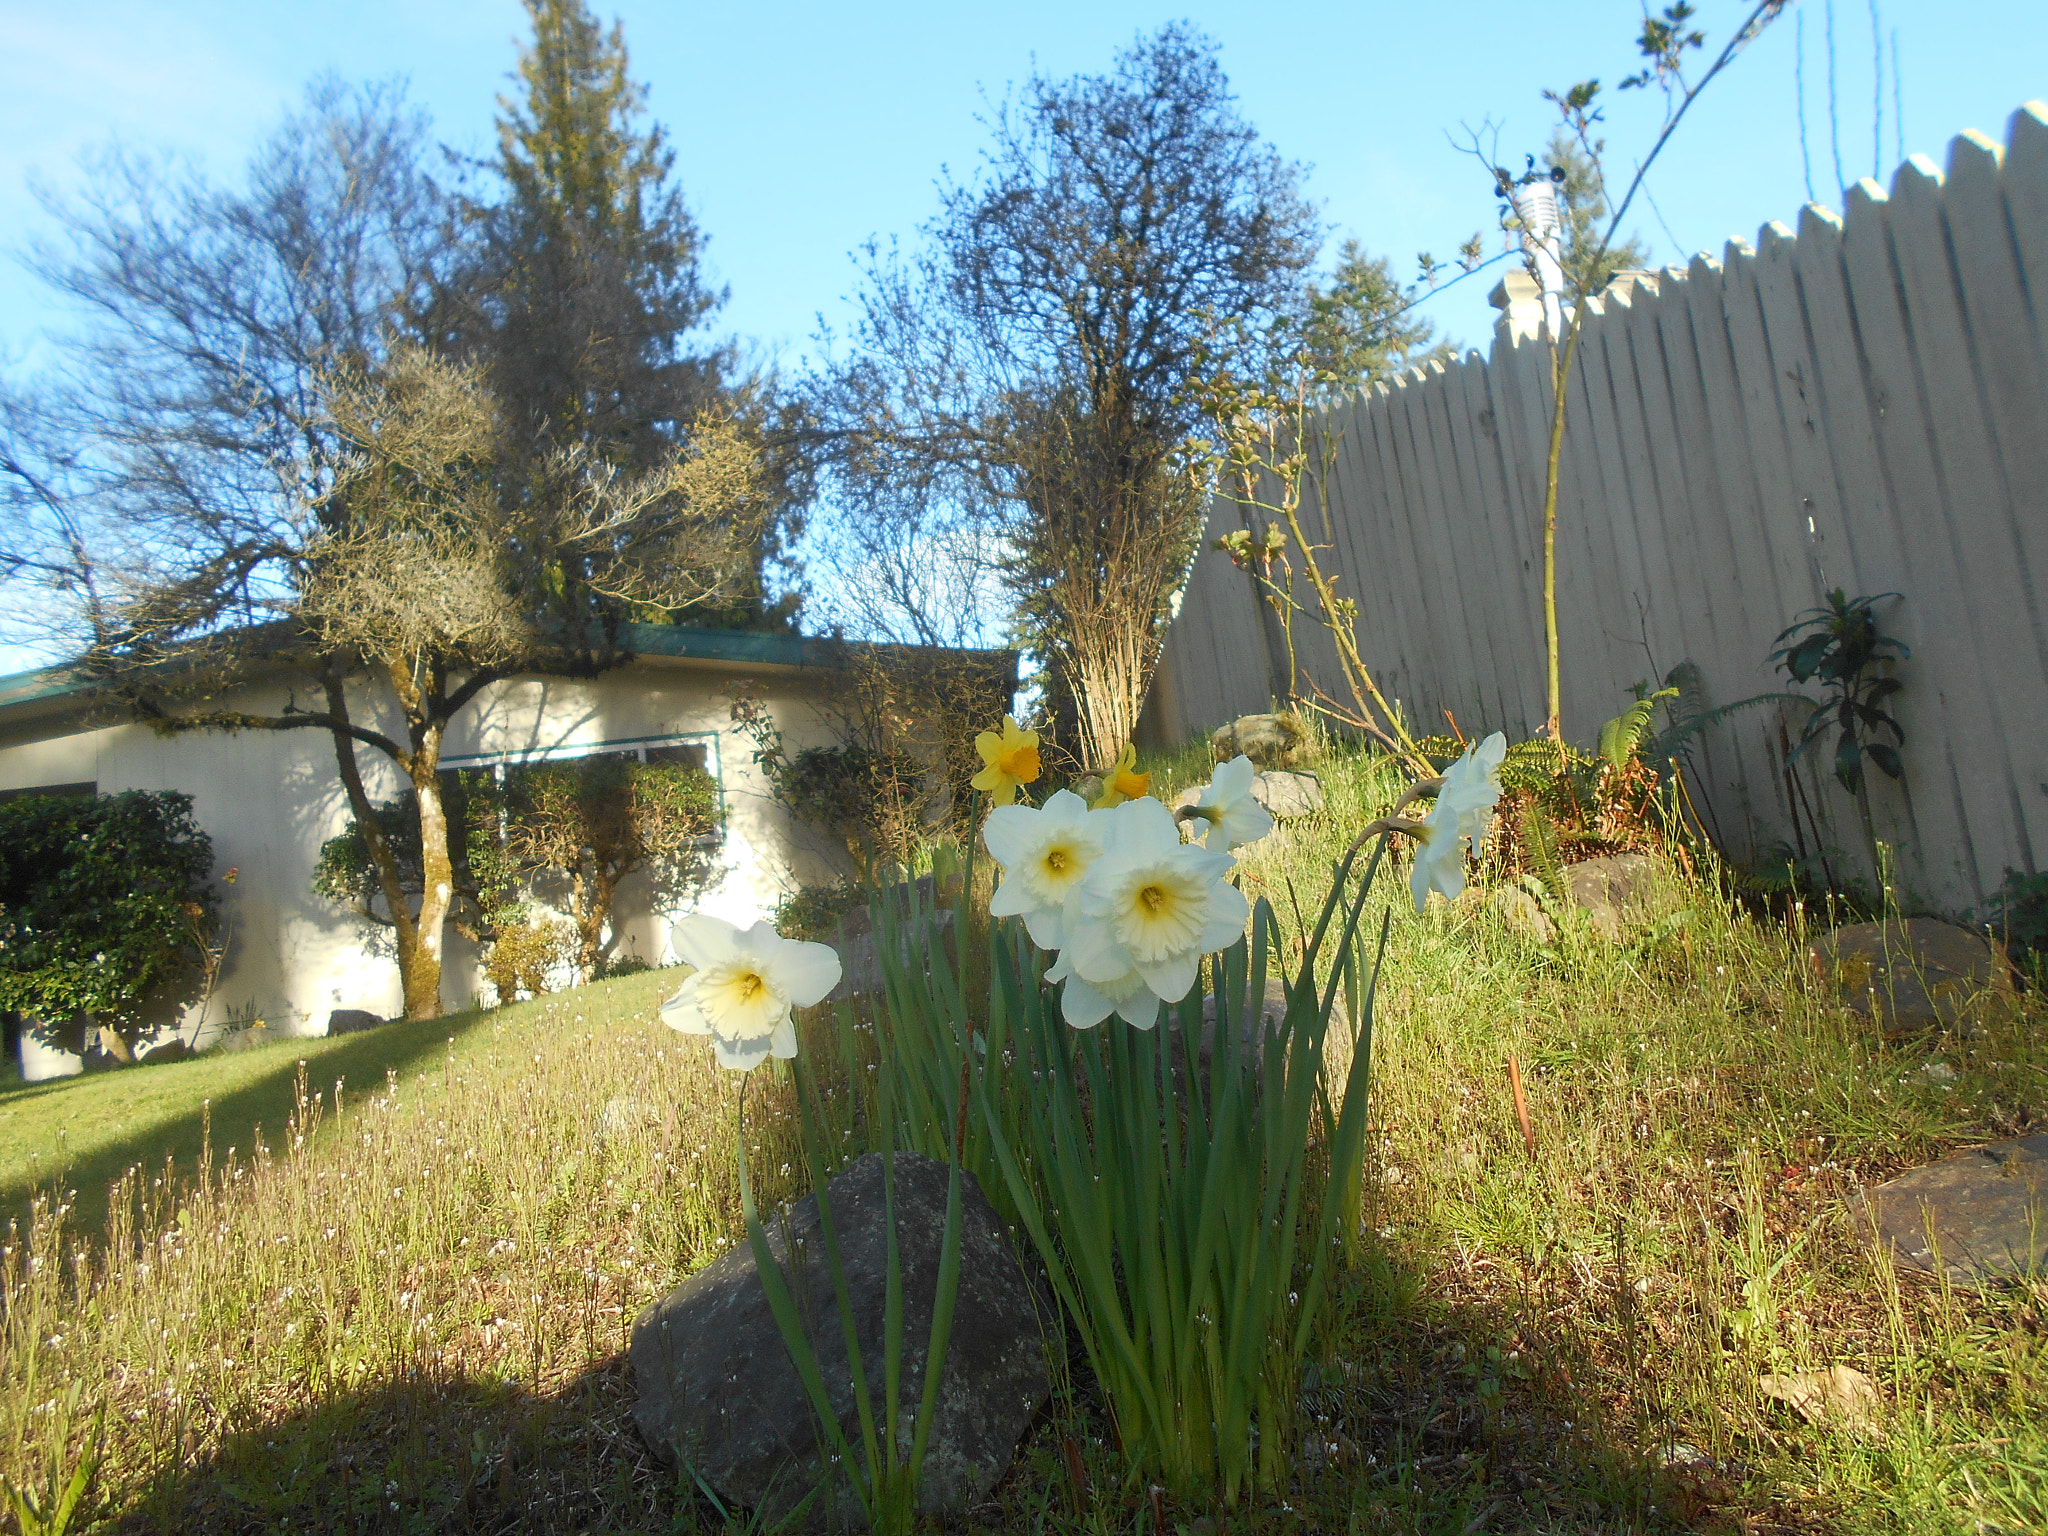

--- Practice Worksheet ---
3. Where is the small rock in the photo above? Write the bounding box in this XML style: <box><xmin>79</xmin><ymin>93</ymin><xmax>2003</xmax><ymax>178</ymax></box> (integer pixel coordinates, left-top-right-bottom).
<box><xmin>1810</xmin><ymin>919</ymin><xmax>2017</xmax><ymax>1034</ymax></box>
<box><xmin>1920</xmin><ymin>1061</ymin><xmax>1957</xmax><ymax>1083</ymax></box>
<box><xmin>138</xmin><ymin>1039</ymin><xmax>195</xmax><ymax>1065</ymax></box>
<box><xmin>1490</xmin><ymin>885</ymin><xmax>1557</xmax><ymax>944</ymax></box>
<box><xmin>1758</xmin><ymin>1365</ymin><xmax>1882</xmax><ymax>1430</ymax></box>
<box><xmin>1208</xmin><ymin>712</ymin><xmax>1307</xmax><ymax>768</ymax></box>
<box><xmin>1654</xmin><ymin>1442</ymin><xmax>1715</xmax><ymax>1471</ymax></box>
<box><xmin>326</xmin><ymin>1009</ymin><xmax>386</xmax><ymax>1036</ymax></box>
<box><xmin>1562</xmin><ymin>853</ymin><xmax>1685</xmax><ymax>942</ymax></box>
<box><xmin>1857</xmin><ymin>1133</ymin><xmax>2048</xmax><ymax>1286</ymax></box>
<box><xmin>1191</xmin><ymin>977</ymin><xmax>1353</xmax><ymax>1099</ymax></box>
<box><xmin>1251</xmin><ymin>770</ymin><xmax>1324</xmax><ymax>819</ymax></box>
<box><xmin>630</xmin><ymin>1153</ymin><xmax>1048</xmax><ymax>1529</ymax></box>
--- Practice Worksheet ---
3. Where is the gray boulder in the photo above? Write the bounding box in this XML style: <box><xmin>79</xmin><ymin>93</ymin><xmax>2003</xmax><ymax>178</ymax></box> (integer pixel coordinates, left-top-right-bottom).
<box><xmin>326</xmin><ymin>1009</ymin><xmax>386</xmax><ymax>1036</ymax></box>
<box><xmin>826</xmin><ymin>877</ymin><xmax>959</xmax><ymax>1002</ymax></box>
<box><xmin>1251</xmin><ymin>770</ymin><xmax>1324</xmax><ymax>819</ymax></box>
<box><xmin>1858</xmin><ymin>1135</ymin><xmax>2048</xmax><ymax>1285</ymax></box>
<box><xmin>1810</xmin><ymin>919</ymin><xmax>2018</xmax><ymax>1034</ymax></box>
<box><xmin>1208</xmin><ymin>712</ymin><xmax>1307</xmax><ymax>768</ymax></box>
<box><xmin>1562</xmin><ymin>853</ymin><xmax>1686</xmax><ymax>942</ymax></box>
<box><xmin>630</xmin><ymin>1152</ymin><xmax>1048</xmax><ymax>1530</ymax></box>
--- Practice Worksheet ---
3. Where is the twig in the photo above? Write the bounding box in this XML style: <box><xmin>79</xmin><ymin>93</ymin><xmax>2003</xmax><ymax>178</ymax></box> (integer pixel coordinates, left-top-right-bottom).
<box><xmin>1508</xmin><ymin>1054</ymin><xmax>1536</xmax><ymax>1160</ymax></box>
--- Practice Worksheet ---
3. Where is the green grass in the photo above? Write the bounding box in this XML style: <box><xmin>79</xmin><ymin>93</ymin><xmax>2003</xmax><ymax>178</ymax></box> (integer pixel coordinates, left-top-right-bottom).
<box><xmin>0</xmin><ymin>1017</ymin><xmax>541</xmax><ymax>1235</ymax></box>
<box><xmin>0</xmin><ymin>734</ymin><xmax>2043</xmax><ymax>1534</ymax></box>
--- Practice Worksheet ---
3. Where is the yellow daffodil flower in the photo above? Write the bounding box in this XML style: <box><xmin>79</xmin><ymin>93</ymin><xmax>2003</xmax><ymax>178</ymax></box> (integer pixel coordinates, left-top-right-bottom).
<box><xmin>972</xmin><ymin>715</ymin><xmax>1042</xmax><ymax>805</ymax></box>
<box><xmin>1090</xmin><ymin>743</ymin><xmax>1152</xmax><ymax>809</ymax></box>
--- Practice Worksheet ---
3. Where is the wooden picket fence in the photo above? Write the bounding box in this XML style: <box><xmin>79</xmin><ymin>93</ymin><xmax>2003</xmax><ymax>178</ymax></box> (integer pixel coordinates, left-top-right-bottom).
<box><xmin>1146</xmin><ymin>104</ymin><xmax>2048</xmax><ymax>913</ymax></box>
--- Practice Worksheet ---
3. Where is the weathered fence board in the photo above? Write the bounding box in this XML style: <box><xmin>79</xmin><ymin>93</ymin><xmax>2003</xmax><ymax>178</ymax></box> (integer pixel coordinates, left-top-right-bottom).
<box><xmin>1145</xmin><ymin>107</ymin><xmax>2048</xmax><ymax>912</ymax></box>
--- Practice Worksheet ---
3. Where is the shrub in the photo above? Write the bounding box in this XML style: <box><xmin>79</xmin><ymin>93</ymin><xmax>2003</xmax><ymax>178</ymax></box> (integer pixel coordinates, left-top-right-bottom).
<box><xmin>481</xmin><ymin>912</ymin><xmax>573</xmax><ymax>1005</ymax></box>
<box><xmin>0</xmin><ymin>790</ymin><xmax>217</xmax><ymax>1060</ymax></box>
<box><xmin>772</xmin><ymin>881</ymin><xmax>866</xmax><ymax>943</ymax></box>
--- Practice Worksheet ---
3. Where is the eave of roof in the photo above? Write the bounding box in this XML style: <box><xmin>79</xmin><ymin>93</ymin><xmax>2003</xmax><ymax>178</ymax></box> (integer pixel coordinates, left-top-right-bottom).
<box><xmin>0</xmin><ymin>624</ymin><xmax>1018</xmax><ymax>724</ymax></box>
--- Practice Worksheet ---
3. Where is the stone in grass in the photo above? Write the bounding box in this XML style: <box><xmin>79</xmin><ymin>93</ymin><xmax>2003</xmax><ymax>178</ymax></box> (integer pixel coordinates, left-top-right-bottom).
<box><xmin>1561</xmin><ymin>853</ymin><xmax>1687</xmax><ymax>942</ymax></box>
<box><xmin>1758</xmin><ymin>1364</ymin><xmax>1882</xmax><ymax>1430</ymax></box>
<box><xmin>1189</xmin><ymin>977</ymin><xmax>1354</xmax><ymax>1100</ymax></box>
<box><xmin>593</xmin><ymin>1096</ymin><xmax>655</xmax><ymax>1152</ymax></box>
<box><xmin>1251</xmin><ymin>770</ymin><xmax>1324</xmax><ymax>819</ymax></box>
<box><xmin>1489</xmin><ymin>885</ymin><xmax>1557</xmax><ymax>945</ymax></box>
<box><xmin>1809</xmin><ymin>919</ymin><xmax>2018</xmax><ymax>1035</ymax></box>
<box><xmin>326</xmin><ymin>1009</ymin><xmax>387</xmax><ymax>1036</ymax></box>
<box><xmin>1208</xmin><ymin>712</ymin><xmax>1306</xmax><ymax>768</ymax></box>
<box><xmin>1857</xmin><ymin>1134</ymin><xmax>2048</xmax><ymax>1286</ymax></box>
<box><xmin>826</xmin><ymin>876</ymin><xmax>958</xmax><ymax>1003</ymax></box>
<box><xmin>630</xmin><ymin>1152</ymin><xmax>1047</xmax><ymax>1531</ymax></box>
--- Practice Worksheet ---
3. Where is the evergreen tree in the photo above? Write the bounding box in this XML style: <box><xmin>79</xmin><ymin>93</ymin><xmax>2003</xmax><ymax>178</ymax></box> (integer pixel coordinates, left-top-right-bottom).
<box><xmin>1299</xmin><ymin>240</ymin><xmax>1458</xmax><ymax>401</ymax></box>
<box><xmin>1546</xmin><ymin>129</ymin><xmax>1651</xmax><ymax>298</ymax></box>
<box><xmin>433</xmin><ymin>0</ymin><xmax>804</xmax><ymax>628</ymax></box>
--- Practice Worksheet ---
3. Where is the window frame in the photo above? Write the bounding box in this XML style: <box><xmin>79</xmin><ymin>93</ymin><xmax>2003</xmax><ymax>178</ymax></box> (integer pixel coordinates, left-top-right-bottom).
<box><xmin>438</xmin><ymin>731</ymin><xmax>726</xmax><ymax>844</ymax></box>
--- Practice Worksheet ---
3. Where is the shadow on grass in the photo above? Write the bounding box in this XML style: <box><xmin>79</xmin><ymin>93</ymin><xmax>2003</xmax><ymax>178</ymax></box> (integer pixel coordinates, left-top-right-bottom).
<box><xmin>1</xmin><ymin>1008</ymin><xmax>520</xmax><ymax>1237</ymax></box>
<box><xmin>107</xmin><ymin>1354</ymin><xmax>689</xmax><ymax>1536</ymax></box>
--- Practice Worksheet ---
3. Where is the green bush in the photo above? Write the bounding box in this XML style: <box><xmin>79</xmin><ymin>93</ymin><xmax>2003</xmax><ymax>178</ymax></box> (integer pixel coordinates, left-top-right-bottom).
<box><xmin>0</xmin><ymin>791</ymin><xmax>218</xmax><ymax>1057</ymax></box>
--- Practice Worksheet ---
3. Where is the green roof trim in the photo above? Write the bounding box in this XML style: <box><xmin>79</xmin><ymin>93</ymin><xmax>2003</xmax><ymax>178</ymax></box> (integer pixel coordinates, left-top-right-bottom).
<box><xmin>0</xmin><ymin>626</ymin><xmax>1017</xmax><ymax>719</ymax></box>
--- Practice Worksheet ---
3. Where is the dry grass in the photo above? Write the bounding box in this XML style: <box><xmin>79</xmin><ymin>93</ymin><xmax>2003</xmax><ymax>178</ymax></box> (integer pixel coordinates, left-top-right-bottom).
<box><xmin>2</xmin><ymin>738</ymin><xmax>2044</xmax><ymax>1533</ymax></box>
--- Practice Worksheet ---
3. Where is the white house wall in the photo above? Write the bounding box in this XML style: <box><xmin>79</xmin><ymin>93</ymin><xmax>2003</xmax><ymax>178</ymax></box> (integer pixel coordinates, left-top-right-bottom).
<box><xmin>0</xmin><ymin>655</ymin><xmax>853</xmax><ymax>1056</ymax></box>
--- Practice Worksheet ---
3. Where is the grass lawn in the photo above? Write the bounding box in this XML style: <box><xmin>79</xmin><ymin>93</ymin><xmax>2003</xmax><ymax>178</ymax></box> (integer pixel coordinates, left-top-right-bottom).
<box><xmin>0</xmin><ymin>737</ymin><xmax>2043</xmax><ymax>1534</ymax></box>
<box><xmin>0</xmin><ymin>1012</ymin><xmax>559</xmax><ymax>1235</ymax></box>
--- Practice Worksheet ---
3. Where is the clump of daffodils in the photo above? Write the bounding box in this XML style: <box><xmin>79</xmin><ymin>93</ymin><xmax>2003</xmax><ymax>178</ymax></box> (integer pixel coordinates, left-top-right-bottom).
<box><xmin>983</xmin><ymin>751</ymin><xmax>1270</xmax><ymax>1030</ymax></box>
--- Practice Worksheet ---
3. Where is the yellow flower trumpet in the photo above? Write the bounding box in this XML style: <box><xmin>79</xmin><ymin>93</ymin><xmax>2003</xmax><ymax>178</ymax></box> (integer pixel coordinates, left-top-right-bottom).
<box><xmin>972</xmin><ymin>714</ymin><xmax>1042</xmax><ymax>805</ymax></box>
<box><xmin>1091</xmin><ymin>742</ymin><xmax>1151</xmax><ymax>809</ymax></box>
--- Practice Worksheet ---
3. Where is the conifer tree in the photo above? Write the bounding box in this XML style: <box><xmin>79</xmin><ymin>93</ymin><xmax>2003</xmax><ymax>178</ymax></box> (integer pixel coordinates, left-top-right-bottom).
<box><xmin>435</xmin><ymin>0</ymin><xmax>805</xmax><ymax>628</ymax></box>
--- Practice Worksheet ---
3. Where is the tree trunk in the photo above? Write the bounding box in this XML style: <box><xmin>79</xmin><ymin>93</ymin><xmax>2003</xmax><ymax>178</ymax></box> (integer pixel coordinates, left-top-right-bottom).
<box><xmin>406</xmin><ymin>740</ymin><xmax>454</xmax><ymax>1022</ymax></box>
<box><xmin>324</xmin><ymin>670</ymin><xmax>436</xmax><ymax>1018</ymax></box>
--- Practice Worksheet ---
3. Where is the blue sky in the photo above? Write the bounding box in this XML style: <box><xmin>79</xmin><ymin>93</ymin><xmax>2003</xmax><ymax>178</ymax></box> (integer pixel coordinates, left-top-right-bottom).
<box><xmin>1</xmin><ymin>0</ymin><xmax>2044</xmax><ymax>664</ymax></box>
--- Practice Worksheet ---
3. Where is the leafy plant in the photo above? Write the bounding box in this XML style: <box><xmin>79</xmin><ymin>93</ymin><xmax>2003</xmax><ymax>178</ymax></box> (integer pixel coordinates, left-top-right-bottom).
<box><xmin>317</xmin><ymin>755</ymin><xmax>719</xmax><ymax>984</ymax></box>
<box><xmin>773</xmin><ymin>882</ymin><xmax>867</xmax><ymax>945</ymax></box>
<box><xmin>0</xmin><ymin>791</ymin><xmax>218</xmax><ymax>1061</ymax></box>
<box><xmin>0</xmin><ymin>1402</ymin><xmax>103</xmax><ymax>1536</ymax></box>
<box><xmin>1986</xmin><ymin>869</ymin><xmax>2048</xmax><ymax>968</ymax></box>
<box><xmin>481</xmin><ymin>911</ymin><xmax>574</xmax><ymax>1005</ymax></box>
<box><xmin>1771</xmin><ymin>589</ymin><xmax>1909</xmax><ymax>795</ymax></box>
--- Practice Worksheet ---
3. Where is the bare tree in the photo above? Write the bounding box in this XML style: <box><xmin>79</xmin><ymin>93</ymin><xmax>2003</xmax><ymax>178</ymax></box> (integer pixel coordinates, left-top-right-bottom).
<box><xmin>3</xmin><ymin>75</ymin><xmax>771</xmax><ymax>1019</ymax></box>
<box><xmin>815</xmin><ymin>25</ymin><xmax>1316</xmax><ymax>767</ymax></box>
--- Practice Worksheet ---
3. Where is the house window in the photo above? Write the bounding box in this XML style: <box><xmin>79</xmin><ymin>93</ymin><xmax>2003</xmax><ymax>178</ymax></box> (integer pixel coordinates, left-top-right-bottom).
<box><xmin>439</xmin><ymin>733</ymin><xmax>723</xmax><ymax>837</ymax></box>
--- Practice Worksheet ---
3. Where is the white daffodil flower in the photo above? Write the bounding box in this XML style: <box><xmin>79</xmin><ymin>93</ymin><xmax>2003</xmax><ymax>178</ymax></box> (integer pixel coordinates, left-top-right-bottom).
<box><xmin>1060</xmin><ymin>797</ymin><xmax>1250</xmax><ymax>1013</ymax></box>
<box><xmin>983</xmin><ymin>788</ymin><xmax>1103</xmax><ymax>949</ymax></box>
<box><xmin>1184</xmin><ymin>753</ymin><xmax>1275</xmax><ymax>851</ymax></box>
<box><xmin>1045</xmin><ymin>947</ymin><xmax>1162</xmax><ymax>1030</ymax></box>
<box><xmin>660</xmin><ymin>914</ymin><xmax>841</xmax><ymax>1072</ymax></box>
<box><xmin>1408</xmin><ymin>732</ymin><xmax>1508</xmax><ymax>913</ymax></box>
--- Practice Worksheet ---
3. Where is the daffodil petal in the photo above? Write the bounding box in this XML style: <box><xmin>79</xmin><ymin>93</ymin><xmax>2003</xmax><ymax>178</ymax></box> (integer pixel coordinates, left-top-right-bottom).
<box><xmin>765</xmin><ymin>933</ymin><xmax>842</xmax><ymax>1008</ymax></box>
<box><xmin>669</xmin><ymin>912</ymin><xmax>740</xmax><ymax>971</ymax></box>
<box><xmin>1198</xmin><ymin>880</ymin><xmax>1252</xmax><ymax>951</ymax></box>
<box><xmin>1133</xmin><ymin>950</ymin><xmax>1199</xmax><ymax>1005</ymax></box>
<box><xmin>981</xmin><ymin>804</ymin><xmax>1038</xmax><ymax>868</ymax></box>
<box><xmin>711</xmin><ymin>1029</ymin><xmax>775</xmax><ymax>1072</ymax></box>
<box><xmin>769</xmin><ymin>1017</ymin><xmax>799</xmax><ymax>1059</ymax></box>
<box><xmin>658</xmin><ymin>977</ymin><xmax>711</xmax><ymax>1035</ymax></box>
<box><xmin>1113</xmin><ymin>990</ymin><xmax>1164</xmax><ymax>1029</ymax></box>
